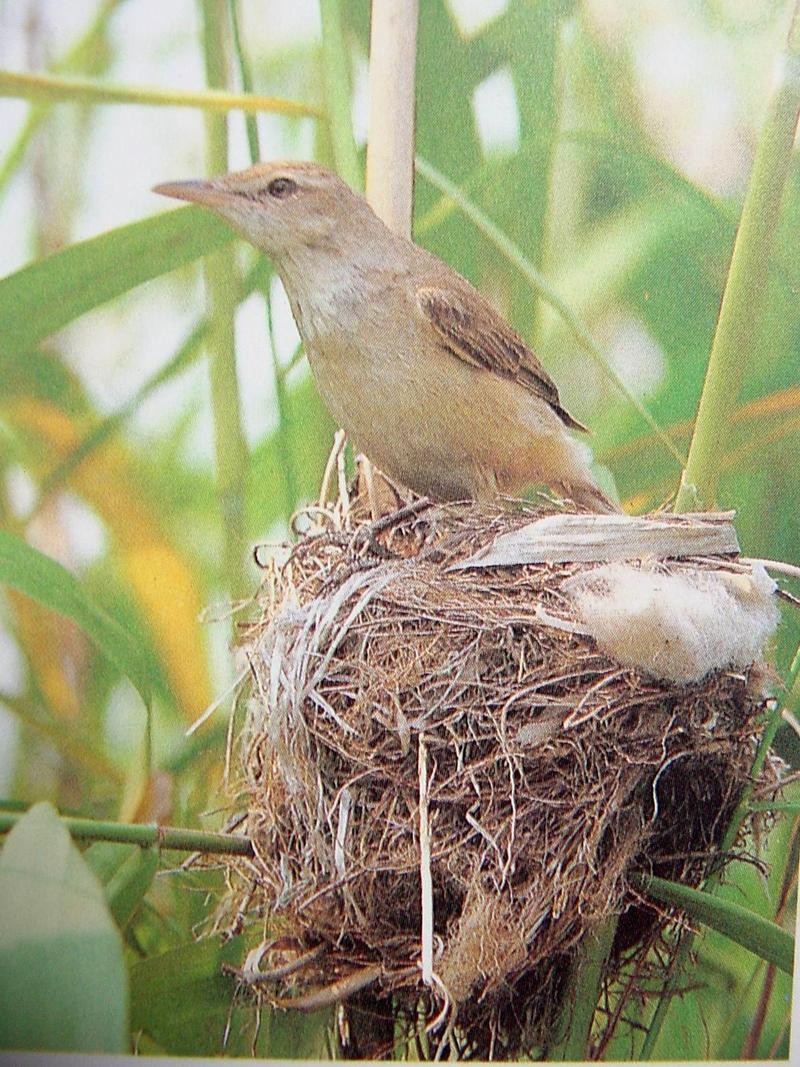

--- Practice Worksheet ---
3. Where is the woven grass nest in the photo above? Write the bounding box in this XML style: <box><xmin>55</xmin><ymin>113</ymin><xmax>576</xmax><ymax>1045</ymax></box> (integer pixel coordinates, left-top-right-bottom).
<box><xmin>223</xmin><ymin>475</ymin><xmax>782</xmax><ymax>1060</ymax></box>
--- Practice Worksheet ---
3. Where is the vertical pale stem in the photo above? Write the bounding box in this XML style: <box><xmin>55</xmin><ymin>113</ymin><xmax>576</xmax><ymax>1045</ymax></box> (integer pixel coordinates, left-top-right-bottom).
<box><xmin>418</xmin><ymin>735</ymin><xmax>433</xmax><ymax>985</ymax></box>
<box><xmin>364</xmin><ymin>0</ymin><xmax>425</xmax><ymax>983</ymax></box>
<box><xmin>675</xmin><ymin>7</ymin><xmax>800</xmax><ymax>512</ymax></box>
<box><xmin>357</xmin><ymin>0</ymin><xmax>419</xmax><ymax>515</ymax></box>
<box><xmin>200</xmin><ymin>0</ymin><xmax>250</xmax><ymax>600</ymax></box>
<box><xmin>319</xmin><ymin>0</ymin><xmax>362</xmax><ymax>189</ymax></box>
<box><xmin>365</xmin><ymin>0</ymin><xmax>419</xmax><ymax>235</ymax></box>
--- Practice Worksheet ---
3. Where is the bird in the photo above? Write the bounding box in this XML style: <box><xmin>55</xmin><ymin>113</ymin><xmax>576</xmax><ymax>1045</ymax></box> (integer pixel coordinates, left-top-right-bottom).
<box><xmin>154</xmin><ymin>161</ymin><xmax>617</xmax><ymax>512</ymax></box>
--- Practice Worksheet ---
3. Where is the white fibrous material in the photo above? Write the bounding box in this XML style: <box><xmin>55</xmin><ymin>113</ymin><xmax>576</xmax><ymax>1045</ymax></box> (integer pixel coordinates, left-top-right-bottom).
<box><xmin>563</xmin><ymin>562</ymin><xmax>779</xmax><ymax>685</ymax></box>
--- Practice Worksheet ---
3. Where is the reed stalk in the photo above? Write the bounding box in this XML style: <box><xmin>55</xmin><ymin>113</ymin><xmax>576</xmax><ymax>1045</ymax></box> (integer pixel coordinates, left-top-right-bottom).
<box><xmin>319</xmin><ymin>0</ymin><xmax>362</xmax><ymax>189</ymax></box>
<box><xmin>365</xmin><ymin>0</ymin><xmax>419</xmax><ymax>234</ymax></box>
<box><xmin>546</xmin><ymin>915</ymin><xmax>619</xmax><ymax>1060</ymax></box>
<box><xmin>226</xmin><ymin>1</ymin><xmax>296</xmax><ymax>525</ymax></box>
<box><xmin>200</xmin><ymin>0</ymin><xmax>250</xmax><ymax>601</ymax></box>
<box><xmin>675</xmin><ymin>6</ymin><xmax>800</xmax><ymax>511</ymax></box>
<box><xmin>0</xmin><ymin>808</ymin><xmax>253</xmax><ymax>857</ymax></box>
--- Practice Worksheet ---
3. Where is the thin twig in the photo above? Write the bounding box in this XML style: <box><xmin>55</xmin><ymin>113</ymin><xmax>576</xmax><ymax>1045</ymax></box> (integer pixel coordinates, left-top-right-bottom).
<box><xmin>418</xmin><ymin>734</ymin><xmax>434</xmax><ymax>985</ymax></box>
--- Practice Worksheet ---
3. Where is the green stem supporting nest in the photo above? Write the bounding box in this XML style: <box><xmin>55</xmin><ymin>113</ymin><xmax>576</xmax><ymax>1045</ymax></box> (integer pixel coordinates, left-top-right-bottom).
<box><xmin>0</xmin><ymin>808</ymin><xmax>253</xmax><ymax>857</ymax></box>
<box><xmin>547</xmin><ymin>914</ymin><xmax>619</xmax><ymax>1060</ymax></box>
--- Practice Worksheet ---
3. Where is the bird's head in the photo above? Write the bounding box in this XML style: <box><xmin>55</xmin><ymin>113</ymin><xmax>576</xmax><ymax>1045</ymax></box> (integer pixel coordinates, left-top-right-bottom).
<box><xmin>153</xmin><ymin>162</ymin><xmax>380</xmax><ymax>266</ymax></box>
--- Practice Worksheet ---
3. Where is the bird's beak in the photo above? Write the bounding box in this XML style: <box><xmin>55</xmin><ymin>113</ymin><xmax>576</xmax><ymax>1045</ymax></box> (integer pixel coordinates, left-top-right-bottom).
<box><xmin>152</xmin><ymin>179</ymin><xmax>229</xmax><ymax>207</ymax></box>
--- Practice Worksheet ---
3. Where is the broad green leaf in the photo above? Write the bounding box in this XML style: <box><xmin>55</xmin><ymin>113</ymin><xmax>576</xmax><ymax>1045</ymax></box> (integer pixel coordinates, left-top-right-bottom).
<box><xmin>130</xmin><ymin>935</ymin><xmax>331</xmax><ymax>1057</ymax></box>
<box><xmin>130</xmin><ymin>935</ymin><xmax>247</xmax><ymax>1055</ymax></box>
<box><xmin>0</xmin><ymin>530</ymin><xmax>152</xmax><ymax>704</ymax></box>
<box><xmin>641</xmin><ymin>874</ymin><xmax>794</xmax><ymax>975</ymax></box>
<box><xmin>83</xmin><ymin>842</ymin><xmax>158</xmax><ymax>928</ymax></box>
<box><xmin>0</xmin><ymin>802</ymin><xmax>128</xmax><ymax>1052</ymax></box>
<box><xmin>5</xmin><ymin>349</ymin><xmax>91</xmax><ymax>415</ymax></box>
<box><xmin>0</xmin><ymin>207</ymin><xmax>235</xmax><ymax>358</ymax></box>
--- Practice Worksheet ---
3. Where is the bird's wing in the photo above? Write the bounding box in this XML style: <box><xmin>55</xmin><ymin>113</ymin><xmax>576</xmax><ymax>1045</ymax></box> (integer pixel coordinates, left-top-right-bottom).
<box><xmin>416</xmin><ymin>286</ymin><xmax>587</xmax><ymax>432</ymax></box>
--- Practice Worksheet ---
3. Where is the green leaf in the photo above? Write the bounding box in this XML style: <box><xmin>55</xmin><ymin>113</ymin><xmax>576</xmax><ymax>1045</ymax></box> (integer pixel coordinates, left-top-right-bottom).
<box><xmin>130</xmin><ymin>935</ymin><xmax>330</xmax><ymax>1057</ymax></box>
<box><xmin>0</xmin><ymin>802</ymin><xmax>128</xmax><ymax>1052</ymax></box>
<box><xmin>0</xmin><ymin>530</ymin><xmax>152</xmax><ymax>703</ymax></box>
<box><xmin>130</xmin><ymin>935</ymin><xmax>241</xmax><ymax>1051</ymax></box>
<box><xmin>0</xmin><ymin>207</ymin><xmax>236</xmax><ymax>358</ymax></box>
<box><xmin>640</xmin><ymin>874</ymin><xmax>795</xmax><ymax>975</ymax></box>
<box><xmin>83</xmin><ymin>842</ymin><xmax>158</xmax><ymax>928</ymax></box>
<box><xmin>130</xmin><ymin>936</ymin><xmax>254</xmax><ymax>1055</ymax></box>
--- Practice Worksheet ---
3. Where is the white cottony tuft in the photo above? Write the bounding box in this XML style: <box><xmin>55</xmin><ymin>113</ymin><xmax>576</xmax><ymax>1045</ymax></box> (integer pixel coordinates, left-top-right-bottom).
<box><xmin>563</xmin><ymin>561</ymin><xmax>780</xmax><ymax>685</ymax></box>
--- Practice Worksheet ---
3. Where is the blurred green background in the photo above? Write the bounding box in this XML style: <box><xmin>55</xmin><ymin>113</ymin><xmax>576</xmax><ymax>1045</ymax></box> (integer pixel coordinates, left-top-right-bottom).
<box><xmin>0</xmin><ymin>0</ymin><xmax>797</xmax><ymax>1059</ymax></box>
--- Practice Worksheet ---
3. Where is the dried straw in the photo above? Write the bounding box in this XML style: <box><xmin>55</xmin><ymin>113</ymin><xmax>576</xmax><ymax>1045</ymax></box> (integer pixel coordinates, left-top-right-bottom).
<box><xmin>222</xmin><ymin>486</ymin><xmax>780</xmax><ymax>1059</ymax></box>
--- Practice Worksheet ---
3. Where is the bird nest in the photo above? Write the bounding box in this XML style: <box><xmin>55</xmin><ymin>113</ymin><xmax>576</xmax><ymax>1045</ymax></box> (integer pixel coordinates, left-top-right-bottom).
<box><xmin>221</xmin><ymin>481</ymin><xmax>781</xmax><ymax>1060</ymax></box>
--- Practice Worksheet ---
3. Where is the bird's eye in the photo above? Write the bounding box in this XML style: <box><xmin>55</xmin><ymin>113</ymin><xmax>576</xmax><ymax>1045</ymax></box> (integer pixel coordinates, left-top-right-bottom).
<box><xmin>266</xmin><ymin>177</ymin><xmax>297</xmax><ymax>199</ymax></box>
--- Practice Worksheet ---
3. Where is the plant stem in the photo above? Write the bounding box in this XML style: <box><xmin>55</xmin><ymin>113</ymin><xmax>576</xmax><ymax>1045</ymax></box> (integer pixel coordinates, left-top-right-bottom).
<box><xmin>0</xmin><ymin>69</ymin><xmax>321</xmax><ymax>118</ymax></box>
<box><xmin>0</xmin><ymin>809</ymin><xmax>253</xmax><ymax>857</ymax></box>
<box><xmin>200</xmin><ymin>0</ymin><xmax>250</xmax><ymax>601</ymax></box>
<box><xmin>227</xmin><ymin>1</ymin><xmax>297</xmax><ymax>526</ymax></box>
<box><xmin>319</xmin><ymin>0</ymin><xmax>362</xmax><ymax>189</ymax></box>
<box><xmin>674</xmin><ymin>6</ymin><xmax>800</xmax><ymax>511</ymax></box>
<box><xmin>365</xmin><ymin>0</ymin><xmax>419</xmax><ymax>235</ymax></box>
<box><xmin>547</xmin><ymin>914</ymin><xmax>618</xmax><ymax>1060</ymax></box>
<box><xmin>227</xmin><ymin>0</ymin><xmax>260</xmax><ymax>161</ymax></box>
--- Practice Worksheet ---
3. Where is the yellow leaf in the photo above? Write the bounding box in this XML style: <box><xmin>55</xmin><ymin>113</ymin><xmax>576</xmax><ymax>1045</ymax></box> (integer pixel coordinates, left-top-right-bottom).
<box><xmin>6</xmin><ymin>399</ymin><xmax>212</xmax><ymax>723</ymax></box>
